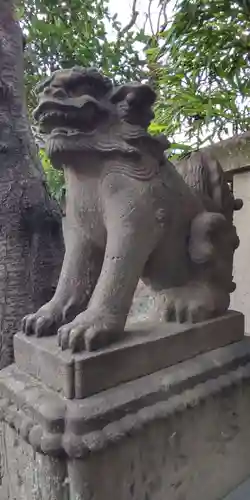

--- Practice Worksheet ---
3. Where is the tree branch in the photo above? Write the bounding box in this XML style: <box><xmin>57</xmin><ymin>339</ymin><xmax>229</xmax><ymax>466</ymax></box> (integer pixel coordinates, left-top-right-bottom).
<box><xmin>117</xmin><ymin>0</ymin><xmax>138</xmax><ymax>39</ymax></box>
<box><xmin>157</xmin><ymin>0</ymin><xmax>169</xmax><ymax>34</ymax></box>
<box><xmin>147</xmin><ymin>0</ymin><xmax>155</xmax><ymax>36</ymax></box>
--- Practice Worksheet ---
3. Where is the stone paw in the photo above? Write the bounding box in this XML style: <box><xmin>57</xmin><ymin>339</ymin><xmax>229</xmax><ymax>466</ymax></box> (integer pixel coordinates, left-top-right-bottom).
<box><xmin>162</xmin><ymin>284</ymin><xmax>229</xmax><ymax>324</ymax></box>
<box><xmin>22</xmin><ymin>301</ymin><xmax>65</xmax><ymax>337</ymax></box>
<box><xmin>57</xmin><ymin>310</ymin><xmax>124</xmax><ymax>352</ymax></box>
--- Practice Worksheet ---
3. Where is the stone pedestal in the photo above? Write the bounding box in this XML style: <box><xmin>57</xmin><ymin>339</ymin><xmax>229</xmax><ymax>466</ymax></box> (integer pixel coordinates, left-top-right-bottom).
<box><xmin>1</xmin><ymin>311</ymin><xmax>250</xmax><ymax>500</ymax></box>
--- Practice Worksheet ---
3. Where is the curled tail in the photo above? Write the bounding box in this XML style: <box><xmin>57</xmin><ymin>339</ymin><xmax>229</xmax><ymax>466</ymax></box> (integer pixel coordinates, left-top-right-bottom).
<box><xmin>174</xmin><ymin>150</ymin><xmax>242</xmax><ymax>294</ymax></box>
<box><xmin>175</xmin><ymin>150</ymin><xmax>242</xmax><ymax>222</ymax></box>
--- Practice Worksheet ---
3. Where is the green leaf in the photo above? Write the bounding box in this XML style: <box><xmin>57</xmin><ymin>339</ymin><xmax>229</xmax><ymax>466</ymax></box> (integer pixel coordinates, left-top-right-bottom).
<box><xmin>21</xmin><ymin>0</ymin><xmax>250</xmax><ymax>148</ymax></box>
<box><xmin>169</xmin><ymin>142</ymin><xmax>192</xmax><ymax>151</ymax></box>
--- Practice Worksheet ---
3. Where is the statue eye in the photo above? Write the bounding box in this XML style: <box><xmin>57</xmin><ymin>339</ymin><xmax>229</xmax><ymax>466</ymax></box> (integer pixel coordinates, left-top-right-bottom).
<box><xmin>66</xmin><ymin>80</ymin><xmax>101</xmax><ymax>98</ymax></box>
<box><xmin>67</xmin><ymin>84</ymin><xmax>86</xmax><ymax>97</ymax></box>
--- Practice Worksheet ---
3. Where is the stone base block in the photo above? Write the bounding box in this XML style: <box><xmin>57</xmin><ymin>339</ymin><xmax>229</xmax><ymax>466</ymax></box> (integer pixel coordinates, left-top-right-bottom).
<box><xmin>14</xmin><ymin>310</ymin><xmax>244</xmax><ymax>398</ymax></box>
<box><xmin>1</xmin><ymin>333</ymin><xmax>250</xmax><ymax>499</ymax></box>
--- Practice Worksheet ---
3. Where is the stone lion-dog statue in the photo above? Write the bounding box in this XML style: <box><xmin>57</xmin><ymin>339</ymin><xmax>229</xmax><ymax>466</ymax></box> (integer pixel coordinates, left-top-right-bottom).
<box><xmin>22</xmin><ymin>67</ymin><xmax>241</xmax><ymax>352</ymax></box>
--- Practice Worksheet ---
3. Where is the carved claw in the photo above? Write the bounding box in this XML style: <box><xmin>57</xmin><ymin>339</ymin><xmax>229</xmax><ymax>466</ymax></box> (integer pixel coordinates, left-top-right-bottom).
<box><xmin>164</xmin><ymin>299</ymin><xmax>212</xmax><ymax>323</ymax></box>
<box><xmin>57</xmin><ymin>310</ymin><xmax>124</xmax><ymax>352</ymax></box>
<box><xmin>21</xmin><ymin>302</ymin><xmax>64</xmax><ymax>337</ymax></box>
<box><xmin>163</xmin><ymin>284</ymin><xmax>229</xmax><ymax>324</ymax></box>
<box><xmin>22</xmin><ymin>313</ymin><xmax>55</xmax><ymax>337</ymax></box>
<box><xmin>21</xmin><ymin>295</ymin><xmax>86</xmax><ymax>338</ymax></box>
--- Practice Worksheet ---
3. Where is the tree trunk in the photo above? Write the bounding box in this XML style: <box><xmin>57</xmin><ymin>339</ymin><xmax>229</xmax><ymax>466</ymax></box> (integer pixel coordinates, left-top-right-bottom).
<box><xmin>0</xmin><ymin>0</ymin><xmax>63</xmax><ymax>369</ymax></box>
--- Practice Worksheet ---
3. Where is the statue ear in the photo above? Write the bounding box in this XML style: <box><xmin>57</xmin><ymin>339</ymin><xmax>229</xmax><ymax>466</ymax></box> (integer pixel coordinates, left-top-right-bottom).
<box><xmin>110</xmin><ymin>83</ymin><xmax>156</xmax><ymax>108</ymax></box>
<box><xmin>126</xmin><ymin>85</ymin><xmax>156</xmax><ymax>108</ymax></box>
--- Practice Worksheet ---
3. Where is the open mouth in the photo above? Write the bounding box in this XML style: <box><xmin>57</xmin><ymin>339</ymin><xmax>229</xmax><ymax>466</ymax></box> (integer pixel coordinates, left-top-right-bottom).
<box><xmin>36</xmin><ymin>98</ymin><xmax>109</xmax><ymax>136</ymax></box>
<box><xmin>39</xmin><ymin>109</ymin><xmax>96</xmax><ymax>135</ymax></box>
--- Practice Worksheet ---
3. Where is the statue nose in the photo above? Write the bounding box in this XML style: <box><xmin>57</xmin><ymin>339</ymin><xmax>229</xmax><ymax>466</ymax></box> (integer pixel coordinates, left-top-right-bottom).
<box><xmin>53</xmin><ymin>88</ymin><xmax>67</xmax><ymax>99</ymax></box>
<box><xmin>44</xmin><ymin>87</ymin><xmax>66</xmax><ymax>99</ymax></box>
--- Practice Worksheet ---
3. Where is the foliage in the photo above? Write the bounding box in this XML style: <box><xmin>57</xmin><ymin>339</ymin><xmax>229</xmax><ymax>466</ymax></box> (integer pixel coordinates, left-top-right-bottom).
<box><xmin>18</xmin><ymin>0</ymin><xmax>250</xmax><ymax>191</ymax></box>
<box><xmin>18</xmin><ymin>0</ymin><xmax>150</xmax><ymax>196</ymax></box>
<box><xmin>39</xmin><ymin>149</ymin><xmax>65</xmax><ymax>201</ymax></box>
<box><xmin>19</xmin><ymin>0</ymin><xmax>149</xmax><ymax>110</ymax></box>
<box><xmin>149</xmin><ymin>0</ymin><xmax>250</xmax><ymax>149</ymax></box>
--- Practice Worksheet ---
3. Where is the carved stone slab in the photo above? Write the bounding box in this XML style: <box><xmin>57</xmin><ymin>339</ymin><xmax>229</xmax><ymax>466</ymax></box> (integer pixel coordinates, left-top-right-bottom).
<box><xmin>14</xmin><ymin>311</ymin><xmax>244</xmax><ymax>399</ymax></box>
<box><xmin>1</xmin><ymin>335</ymin><xmax>250</xmax><ymax>460</ymax></box>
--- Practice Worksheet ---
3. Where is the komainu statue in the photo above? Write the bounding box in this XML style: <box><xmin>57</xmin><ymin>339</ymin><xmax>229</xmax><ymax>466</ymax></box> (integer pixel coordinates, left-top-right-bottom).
<box><xmin>22</xmin><ymin>67</ymin><xmax>241</xmax><ymax>352</ymax></box>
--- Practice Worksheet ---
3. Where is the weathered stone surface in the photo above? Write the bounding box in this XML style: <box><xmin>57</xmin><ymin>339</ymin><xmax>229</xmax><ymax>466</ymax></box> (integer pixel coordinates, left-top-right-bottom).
<box><xmin>15</xmin><ymin>311</ymin><xmax>244</xmax><ymax>398</ymax></box>
<box><xmin>1</xmin><ymin>336</ymin><xmax>250</xmax><ymax>499</ymax></box>
<box><xmin>0</xmin><ymin>335</ymin><xmax>249</xmax><ymax>458</ymax></box>
<box><xmin>175</xmin><ymin>131</ymin><xmax>250</xmax><ymax>174</ymax></box>
<box><xmin>65</xmin><ymin>374</ymin><xmax>250</xmax><ymax>500</ymax></box>
<box><xmin>22</xmin><ymin>67</ymin><xmax>241</xmax><ymax>354</ymax></box>
<box><xmin>0</xmin><ymin>422</ymin><xmax>68</xmax><ymax>500</ymax></box>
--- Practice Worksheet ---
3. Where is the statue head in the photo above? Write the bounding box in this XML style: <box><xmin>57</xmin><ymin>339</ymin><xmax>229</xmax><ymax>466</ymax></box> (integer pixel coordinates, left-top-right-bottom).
<box><xmin>34</xmin><ymin>66</ymin><xmax>169</xmax><ymax>169</ymax></box>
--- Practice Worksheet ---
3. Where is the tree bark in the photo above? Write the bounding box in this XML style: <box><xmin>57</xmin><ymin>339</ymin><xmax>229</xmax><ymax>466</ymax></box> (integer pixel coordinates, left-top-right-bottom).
<box><xmin>0</xmin><ymin>0</ymin><xmax>63</xmax><ymax>369</ymax></box>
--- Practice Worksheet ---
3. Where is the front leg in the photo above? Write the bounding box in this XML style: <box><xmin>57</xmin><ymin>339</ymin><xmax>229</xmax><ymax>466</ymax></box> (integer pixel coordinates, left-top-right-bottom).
<box><xmin>58</xmin><ymin>175</ymin><xmax>162</xmax><ymax>351</ymax></box>
<box><xmin>22</xmin><ymin>221</ymin><xmax>103</xmax><ymax>337</ymax></box>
